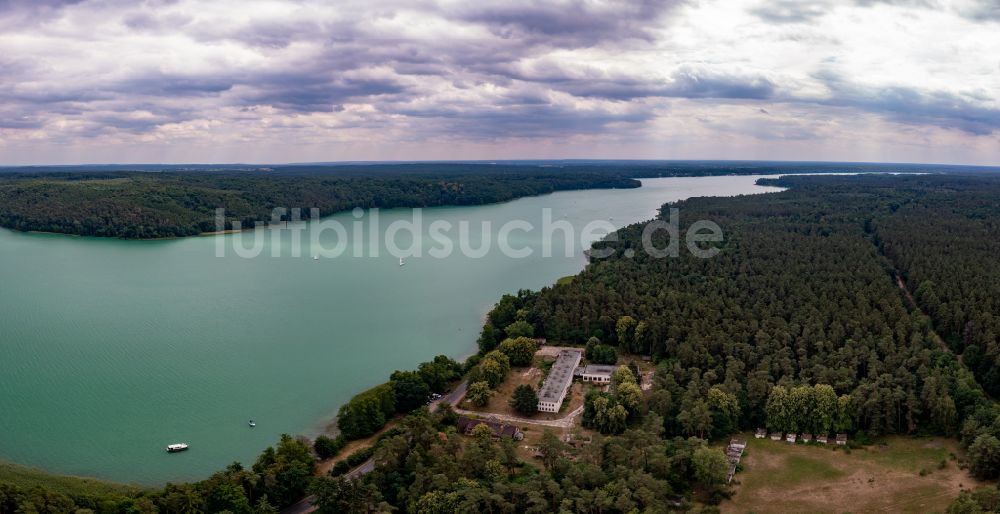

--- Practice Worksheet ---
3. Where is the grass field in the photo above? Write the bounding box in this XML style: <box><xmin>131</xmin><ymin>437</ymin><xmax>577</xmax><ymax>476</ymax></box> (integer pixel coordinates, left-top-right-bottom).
<box><xmin>0</xmin><ymin>461</ymin><xmax>142</xmax><ymax>498</ymax></box>
<box><xmin>723</xmin><ymin>435</ymin><xmax>986</xmax><ymax>514</ymax></box>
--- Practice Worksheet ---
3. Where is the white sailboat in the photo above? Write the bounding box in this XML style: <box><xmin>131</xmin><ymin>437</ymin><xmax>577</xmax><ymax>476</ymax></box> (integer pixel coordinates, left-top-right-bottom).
<box><xmin>399</xmin><ymin>257</ymin><xmax>405</xmax><ymax>266</ymax></box>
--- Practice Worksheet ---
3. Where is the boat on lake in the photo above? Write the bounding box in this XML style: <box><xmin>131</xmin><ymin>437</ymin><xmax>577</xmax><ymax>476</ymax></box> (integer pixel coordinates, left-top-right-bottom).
<box><xmin>399</xmin><ymin>257</ymin><xmax>405</xmax><ymax>266</ymax></box>
<box><xmin>249</xmin><ymin>420</ymin><xmax>256</xmax><ymax>427</ymax></box>
<box><xmin>166</xmin><ymin>443</ymin><xmax>189</xmax><ymax>453</ymax></box>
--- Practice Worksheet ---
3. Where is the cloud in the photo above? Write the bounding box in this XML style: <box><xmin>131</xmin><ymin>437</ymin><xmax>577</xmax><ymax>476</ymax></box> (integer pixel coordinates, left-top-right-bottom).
<box><xmin>240</xmin><ymin>74</ymin><xmax>410</xmax><ymax>112</ymax></box>
<box><xmin>813</xmin><ymin>71</ymin><xmax>1000</xmax><ymax>135</ymax></box>
<box><xmin>549</xmin><ymin>70</ymin><xmax>776</xmax><ymax>101</ymax></box>
<box><xmin>454</xmin><ymin>0</ymin><xmax>686</xmax><ymax>48</ymax></box>
<box><xmin>963</xmin><ymin>0</ymin><xmax>1000</xmax><ymax>21</ymax></box>
<box><xmin>0</xmin><ymin>0</ymin><xmax>997</xmax><ymax>165</ymax></box>
<box><xmin>751</xmin><ymin>0</ymin><xmax>834</xmax><ymax>23</ymax></box>
<box><xmin>397</xmin><ymin>101</ymin><xmax>654</xmax><ymax>139</ymax></box>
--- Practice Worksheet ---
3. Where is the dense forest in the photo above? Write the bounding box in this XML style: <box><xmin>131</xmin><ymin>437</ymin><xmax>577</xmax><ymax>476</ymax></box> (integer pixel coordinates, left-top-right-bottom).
<box><xmin>2</xmin><ymin>161</ymin><xmax>992</xmax><ymax>239</ymax></box>
<box><xmin>0</xmin><ymin>169</ymin><xmax>637</xmax><ymax>238</ymax></box>
<box><xmin>479</xmin><ymin>176</ymin><xmax>973</xmax><ymax>431</ymax></box>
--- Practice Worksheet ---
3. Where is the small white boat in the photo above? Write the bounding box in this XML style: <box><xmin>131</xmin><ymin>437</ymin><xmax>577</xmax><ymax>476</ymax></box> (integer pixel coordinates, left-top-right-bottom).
<box><xmin>166</xmin><ymin>443</ymin><xmax>189</xmax><ymax>453</ymax></box>
<box><xmin>313</xmin><ymin>255</ymin><xmax>319</xmax><ymax>260</ymax></box>
<box><xmin>399</xmin><ymin>257</ymin><xmax>405</xmax><ymax>266</ymax></box>
<box><xmin>249</xmin><ymin>420</ymin><xmax>256</xmax><ymax>427</ymax></box>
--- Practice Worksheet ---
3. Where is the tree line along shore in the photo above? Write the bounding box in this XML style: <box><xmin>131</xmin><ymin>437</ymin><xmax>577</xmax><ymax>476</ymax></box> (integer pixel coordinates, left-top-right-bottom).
<box><xmin>5</xmin><ymin>172</ymin><xmax>1000</xmax><ymax>513</ymax></box>
<box><xmin>0</xmin><ymin>161</ymin><xmax>980</xmax><ymax>239</ymax></box>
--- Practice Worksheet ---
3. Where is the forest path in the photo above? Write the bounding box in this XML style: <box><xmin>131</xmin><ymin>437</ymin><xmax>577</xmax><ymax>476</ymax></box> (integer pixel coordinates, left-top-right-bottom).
<box><xmin>893</xmin><ymin>272</ymin><xmax>952</xmax><ymax>354</ymax></box>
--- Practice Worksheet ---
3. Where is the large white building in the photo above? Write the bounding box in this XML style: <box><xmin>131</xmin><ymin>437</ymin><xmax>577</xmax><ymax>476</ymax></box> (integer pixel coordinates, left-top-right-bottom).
<box><xmin>537</xmin><ymin>349</ymin><xmax>582</xmax><ymax>413</ymax></box>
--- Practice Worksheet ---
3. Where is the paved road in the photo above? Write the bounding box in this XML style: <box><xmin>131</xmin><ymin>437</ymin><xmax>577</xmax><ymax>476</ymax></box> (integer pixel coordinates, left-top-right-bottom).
<box><xmin>439</xmin><ymin>379</ymin><xmax>468</xmax><ymax>407</ymax></box>
<box><xmin>280</xmin><ymin>381</ymin><xmax>469</xmax><ymax>514</ymax></box>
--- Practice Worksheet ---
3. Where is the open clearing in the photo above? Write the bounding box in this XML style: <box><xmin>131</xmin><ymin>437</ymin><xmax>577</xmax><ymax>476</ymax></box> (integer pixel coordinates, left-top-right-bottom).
<box><xmin>723</xmin><ymin>435</ymin><xmax>987</xmax><ymax>514</ymax></box>
<box><xmin>461</xmin><ymin>354</ymin><xmax>587</xmax><ymax>420</ymax></box>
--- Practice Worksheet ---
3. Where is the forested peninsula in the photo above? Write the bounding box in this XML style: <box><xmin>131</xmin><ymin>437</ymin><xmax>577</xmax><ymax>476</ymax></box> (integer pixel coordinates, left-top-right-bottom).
<box><xmin>0</xmin><ymin>168</ymin><xmax>636</xmax><ymax>239</ymax></box>
<box><xmin>320</xmin><ymin>173</ymin><xmax>1000</xmax><ymax>512</ymax></box>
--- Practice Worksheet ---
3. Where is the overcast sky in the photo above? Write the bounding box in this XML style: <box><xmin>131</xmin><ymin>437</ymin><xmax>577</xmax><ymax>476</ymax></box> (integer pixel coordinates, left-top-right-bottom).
<box><xmin>0</xmin><ymin>0</ymin><xmax>998</xmax><ymax>165</ymax></box>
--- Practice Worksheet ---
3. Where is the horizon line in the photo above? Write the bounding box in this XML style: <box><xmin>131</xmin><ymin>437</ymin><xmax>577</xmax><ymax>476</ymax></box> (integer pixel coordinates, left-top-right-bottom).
<box><xmin>2</xmin><ymin>158</ymin><xmax>999</xmax><ymax>169</ymax></box>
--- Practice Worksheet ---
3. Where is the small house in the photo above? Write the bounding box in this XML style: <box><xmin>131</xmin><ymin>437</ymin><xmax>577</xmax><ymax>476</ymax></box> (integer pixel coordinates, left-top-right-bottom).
<box><xmin>816</xmin><ymin>434</ymin><xmax>828</xmax><ymax>444</ymax></box>
<box><xmin>769</xmin><ymin>432</ymin><xmax>782</xmax><ymax>441</ymax></box>
<box><xmin>786</xmin><ymin>433</ymin><xmax>797</xmax><ymax>444</ymax></box>
<box><xmin>800</xmin><ymin>433</ymin><xmax>813</xmax><ymax>443</ymax></box>
<box><xmin>836</xmin><ymin>433</ymin><xmax>848</xmax><ymax>446</ymax></box>
<box><xmin>754</xmin><ymin>428</ymin><xmax>767</xmax><ymax>439</ymax></box>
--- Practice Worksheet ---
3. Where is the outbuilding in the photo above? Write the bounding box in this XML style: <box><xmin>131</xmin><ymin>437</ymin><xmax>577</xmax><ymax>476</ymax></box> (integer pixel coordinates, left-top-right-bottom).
<box><xmin>456</xmin><ymin>416</ymin><xmax>524</xmax><ymax>440</ymax></box>
<box><xmin>579</xmin><ymin>364</ymin><xmax>616</xmax><ymax>384</ymax></box>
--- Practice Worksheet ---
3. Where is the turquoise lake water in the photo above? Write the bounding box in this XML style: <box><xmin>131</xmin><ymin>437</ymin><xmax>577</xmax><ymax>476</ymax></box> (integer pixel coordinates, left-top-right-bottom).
<box><xmin>0</xmin><ymin>175</ymin><xmax>783</xmax><ymax>485</ymax></box>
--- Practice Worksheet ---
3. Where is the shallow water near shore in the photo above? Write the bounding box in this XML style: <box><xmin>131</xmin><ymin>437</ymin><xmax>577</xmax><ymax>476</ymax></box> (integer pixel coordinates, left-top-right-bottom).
<box><xmin>0</xmin><ymin>175</ymin><xmax>783</xmax><ymax>485</ymax></box>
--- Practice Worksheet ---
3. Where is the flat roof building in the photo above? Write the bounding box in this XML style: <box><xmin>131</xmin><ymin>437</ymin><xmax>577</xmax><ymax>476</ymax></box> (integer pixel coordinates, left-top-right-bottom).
<box><xmin>537</xmin><ymin>349</ymin><xmax>582</xmax><ymax>413</ymax></box>
<box><xmin>580</xmin><ymin>364</ymin><xmax>616</xmax><ymax>384</ymax></box>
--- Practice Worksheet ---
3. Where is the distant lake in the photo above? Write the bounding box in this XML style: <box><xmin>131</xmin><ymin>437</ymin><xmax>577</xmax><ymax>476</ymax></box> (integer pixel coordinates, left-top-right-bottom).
<box><xmin>0</xmin><ymin>175</ymin><xmax>784</xmax><ymax>485</ymax></box>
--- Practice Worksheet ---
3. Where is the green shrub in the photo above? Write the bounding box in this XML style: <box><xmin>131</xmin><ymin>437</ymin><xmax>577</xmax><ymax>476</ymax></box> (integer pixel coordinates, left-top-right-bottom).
<box><xmin>314</xmin><ymin>435</ymin><xmax>346</xmax><ymax>459</ymax></box>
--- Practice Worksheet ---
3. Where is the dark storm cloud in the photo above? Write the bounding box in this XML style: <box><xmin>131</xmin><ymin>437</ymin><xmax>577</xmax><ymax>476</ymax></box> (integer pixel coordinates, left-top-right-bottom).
<box><xmin>0</xmin><ymin>0</ymin><xmax>85</xmax><ymax>12</ymax></box>
<box><xmin>86</xmin><ymin>114</ymin><xmax>176</xmax><ymax>133</ymax></box>
<box><xmin>0</xmin><ymin>112</ymin><xmax>47</xmax><ymax>129</ymax></box>
<box><xmin>964</xmin><ymin>0</ymin><xmax>1000</xmax><ymax>21</ymax></box>
<box><xmin>398</xmin><ymin>101</ymin><xmax>653</xmax><ymax>139</ymax></box>
<box><xmin>455</xmin><ymin>0</ymin><xmax>686</xmax><ymax>47</ymax></box>
<box><xmin>240</xmin><ymin>74</ymin><xmax>409</xmax><ymax>112</ymax></box>
<box><xmin>118</xmin><ymin>74</ymin><xmax>236</xmax><ymax>96</ymax></box>
<box><xmin>0</xmin><ymin>0</ymin><xmax>85</xmax><ymax>28</ymax></box>
<box><xmin>661</xmin><ymin>71</ymin><xmax>776</xmax><ymax>100</ymax></box>
<box><xmin>485</xmin><ymin>66</ymin><xmax>776</xmax><ymax>101</ymax></box>
<box><xmin>122</xmin><ymin>10</ymin><xmax>194</xmax><ymax>31</ymax></box>
<box><xmin>815</xmin><ymin>71</ymin><xmax>1000</xmax><ymax>135</ymax></box>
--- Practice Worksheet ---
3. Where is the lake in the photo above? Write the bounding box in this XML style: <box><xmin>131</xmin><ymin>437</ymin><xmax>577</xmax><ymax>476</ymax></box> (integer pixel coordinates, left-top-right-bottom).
<box><xmin>0</xmin><ymin>175</ymin><xmax>783</xmax><ymax>485</ymax></box>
